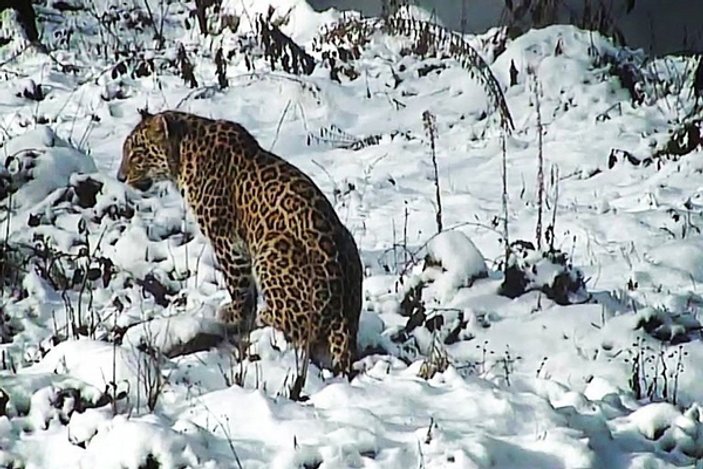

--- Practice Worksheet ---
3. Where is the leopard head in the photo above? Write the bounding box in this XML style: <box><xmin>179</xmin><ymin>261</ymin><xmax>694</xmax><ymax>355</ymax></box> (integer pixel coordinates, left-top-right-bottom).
<box><xmin>117</xmin><ymin>109</ymin><xmax>180</xmax><ymax>190</ymax></box>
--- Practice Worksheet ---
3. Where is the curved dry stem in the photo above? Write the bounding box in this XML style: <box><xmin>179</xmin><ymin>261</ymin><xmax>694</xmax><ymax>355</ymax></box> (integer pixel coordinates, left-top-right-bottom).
<box><xmin>314</xmin><ymin>15</ymin><xmax>515</xmax><ymax>133</ymax></box>
<box><xmin>383</xmin><ymin>17</ymin><xmax>515</xmax><ymax>133</ymax></box>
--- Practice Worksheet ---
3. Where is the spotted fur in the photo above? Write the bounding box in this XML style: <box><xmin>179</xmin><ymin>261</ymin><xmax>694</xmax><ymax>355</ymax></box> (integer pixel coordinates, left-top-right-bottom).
<box><xmin>118</xmin><ymin>110</ymin><xmax>362</xmax><ymax>377</ymax></box>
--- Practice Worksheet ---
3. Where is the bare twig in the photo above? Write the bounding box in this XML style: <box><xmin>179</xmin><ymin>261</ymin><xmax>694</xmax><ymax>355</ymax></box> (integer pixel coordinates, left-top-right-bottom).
<box><xmin>501</xmin><ymin>132</ymin><xmax>509</xmax><ymax>277</ymax></box>
<box><xmin>533</xmin><ymin>76</ymin><xmax>545</xmax><ymax>250</ymax></box>
<box><xmin>269</xmin><ymin>100</ymin><xmax>292</xmax><ymax>152</ymax></box>
<box><xmin>422</xmin><ymin>110</ymin><xmax>442</xmax><ymax>233</ymax></box>
<box><xmin>142</xmin><ymin>0</ymin><xmax>164</xmax><ymax>48</ymax></box>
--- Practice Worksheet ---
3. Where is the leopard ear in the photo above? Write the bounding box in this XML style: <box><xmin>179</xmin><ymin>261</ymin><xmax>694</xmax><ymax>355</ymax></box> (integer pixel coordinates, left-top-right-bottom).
<box><xmin>154</xmin><ymin>113</ymin><xmax>182</xmax><ymax>176</ymax></box>
<box><xmin>145</xmin><ymin>113</ymin><xmax>171</xmax><ymax>141</ymax></box>
<box><xmin>138</xmin><ymin>107</ymin><xmax>151</xmax><ymax>120</ymax></box>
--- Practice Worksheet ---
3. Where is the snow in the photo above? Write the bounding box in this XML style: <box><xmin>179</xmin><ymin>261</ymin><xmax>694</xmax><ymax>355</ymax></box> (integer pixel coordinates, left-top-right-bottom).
<box><xmin>78</xmin><ymin>415</ymin><xmax>215</xmax><ymax>469</ymax></box>
<box><xmin>0</xmin><ymin>0</ymin><xmax>703</xmax><ymax>467</ymax></box>
<box><xmin>220</xmin><ymin>0</ymin><xmax>339</xmax><ymax>44</ymax></box>
<box><xmin>424</xmin><ymin>230</ymin><xmax>488</xmax><ymax>301</ymax></box>
<box><xmin>1</xmin><ymin>127</ymin><xmax>97</xmax><ymax>210</ymax></box>
<box><xmin>644</xmin><ymin>238</ymin><xmax>703</xmax><ymax>283</ymax></box>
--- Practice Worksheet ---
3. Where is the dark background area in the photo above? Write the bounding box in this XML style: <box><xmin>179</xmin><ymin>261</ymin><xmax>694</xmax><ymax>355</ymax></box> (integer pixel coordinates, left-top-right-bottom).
<box><xmin>308</xmin><ymin>0</ymin><xmax>703</xmax><ymax>56</ymax></box>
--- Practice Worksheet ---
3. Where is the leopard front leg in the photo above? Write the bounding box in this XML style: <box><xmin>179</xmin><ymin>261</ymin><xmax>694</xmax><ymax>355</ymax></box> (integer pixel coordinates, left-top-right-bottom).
<box><xmin>327</xmin><ymin>317</ymin><xmax>356</xmax><ymax>378</ymax></box>
<box><xmin>252</xmin><ymin>236</ymin><xmax>355</xmax><ymax>378</ymax></box>
<box><xmin>214</xmin><ymin>247</ymin><xmax>257</xmax><ymax>336</ymax></box>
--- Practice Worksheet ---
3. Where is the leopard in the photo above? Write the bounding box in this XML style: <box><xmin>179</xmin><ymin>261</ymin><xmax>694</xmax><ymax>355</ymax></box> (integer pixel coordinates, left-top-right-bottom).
<box><xmin>117</xmin><ymin>109</ymin><xmax>363</xmax><ymax>378</ymax></box>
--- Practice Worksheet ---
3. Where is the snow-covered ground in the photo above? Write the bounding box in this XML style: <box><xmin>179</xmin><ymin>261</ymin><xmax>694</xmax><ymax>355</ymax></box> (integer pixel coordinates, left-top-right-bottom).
<box><xmin>1</xmin><ymin>1</ymin><xmax>703</xmax><ymax>467</ymax></box>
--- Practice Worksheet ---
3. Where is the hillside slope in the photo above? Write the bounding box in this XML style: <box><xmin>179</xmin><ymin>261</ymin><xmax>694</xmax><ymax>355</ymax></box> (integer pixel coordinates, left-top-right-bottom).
<box><xmin>1</xmin><ymin>1</ymin><xmax>703</xmax><ymax>468</ymax></box>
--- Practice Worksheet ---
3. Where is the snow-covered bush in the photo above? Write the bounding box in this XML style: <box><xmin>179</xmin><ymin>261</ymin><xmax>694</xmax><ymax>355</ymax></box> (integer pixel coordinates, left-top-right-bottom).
<box><xmin>396</xmin><ymin>230</ymin><xmax>488</xmax><ymax>317</ymax></box>
<box><xmin>390</xmin><ymin>231</ymin><xmax>487</xmax><ymax>359</ymax></box>
<box><xmin>0</xmin><ymin>127</ymin><xmax>97</xmax><ymax>210</ymax></box>
<box><xmin>422</xmin><ymin>230</ymin><xmax>488</xmax><ymax>301</ymax></box>
<box><xmin>499</xmin><ymin>240</ymin><xmax>590</xmax><ymax>305</ymax></box>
